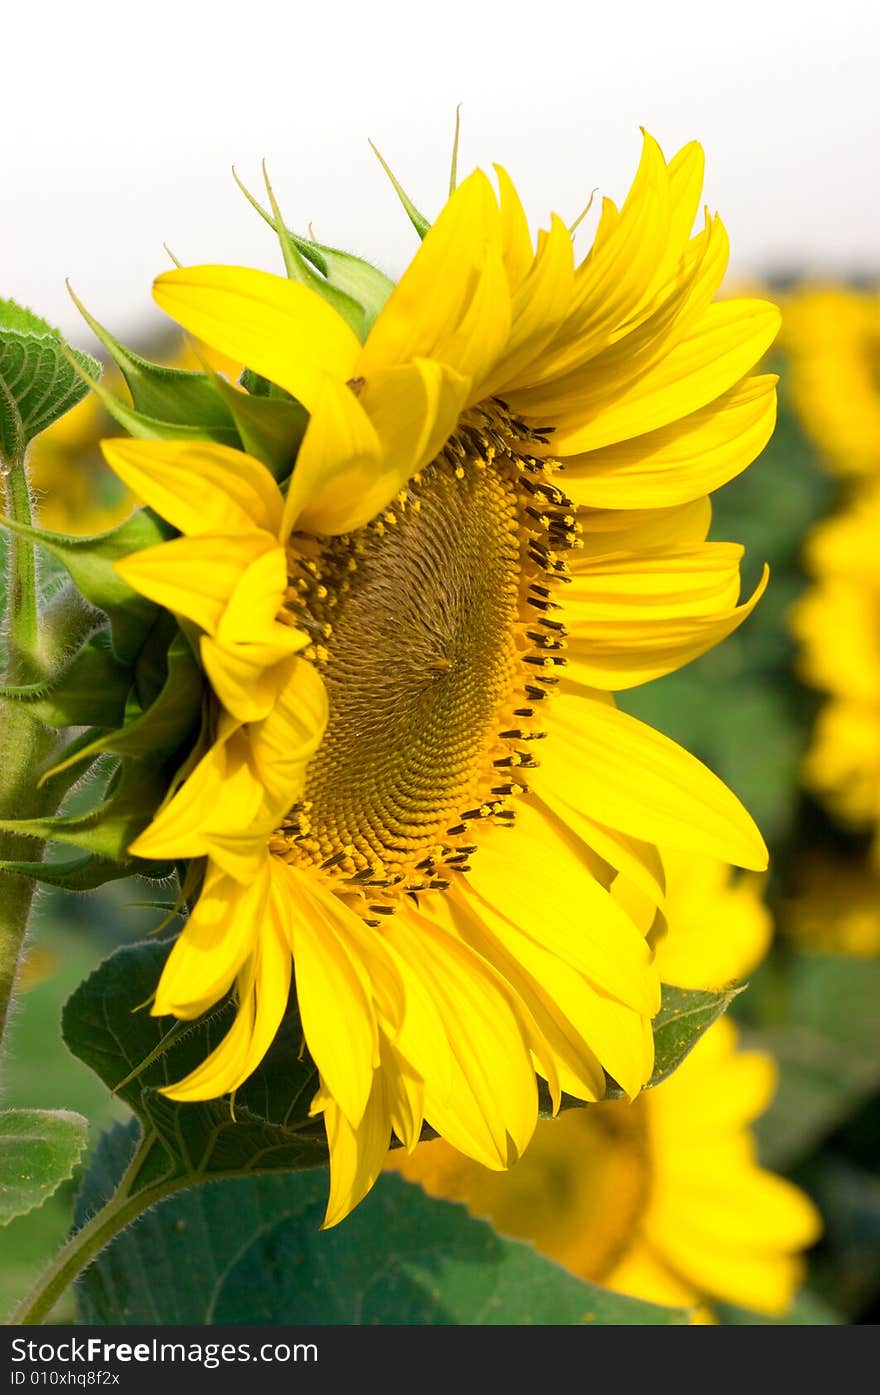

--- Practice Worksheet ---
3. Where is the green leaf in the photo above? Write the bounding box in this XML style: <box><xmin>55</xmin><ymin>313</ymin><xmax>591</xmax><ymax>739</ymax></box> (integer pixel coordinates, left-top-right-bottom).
<box><xmin>235</xmin><ymin>169</ymin><xmax>394</xmax><ymax>340</ymax></box>
<box><xmin>645</xmin><ymin>982</ymin><xmax>744</xmax><ymax>1088</ymax></box>
<box><xmin>0</xmin><ymin>631</ymin><xmax>132</xmax><ymax>729</ymax></box>
<box><xmin>749</xmin><ymin>953</ymin><xmax>880</xmax><ymax>1169</ymax></box>
<box><xmin>547</xmin><ymin>981</ymin><xmax>742</xmax><ymax>1115</ymax></box>
<box><xmin>0</xmin><ymin>299</ymin><xmax>99</xmax><ymax>460</ymax></box>
<box><xmin>74</xmin><ymin>1124</ymin><xmax>686</xmax><ymax>1325</ymax></box>
<box><xmin>0</xmin><ymin>1109</ymin><xmax>88</xmax><ymax>1225</ymax></box>
<box><xmin>68</xmin><ymin>288</ymin><xmax>237</xmax><ymax>431</ymax></box>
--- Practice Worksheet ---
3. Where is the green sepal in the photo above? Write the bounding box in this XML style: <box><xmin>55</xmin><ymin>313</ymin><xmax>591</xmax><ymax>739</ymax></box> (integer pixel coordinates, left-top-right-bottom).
<box><xmin>44</xmin><ymin>632</ymin><xmax>203</xmax><ymax>781</ymax></box>
<box><xmin>0</xmin><ymin>757</ymin><xmax>171</xmax><ymax>861</ymax></box>
<box><xmin>368</xmin><ymin>141</ymin><xmax>431</xmax><ymax>240</ymax></box>
<box><xmin>64</xmin><ymin>345</ymin><xmax>241</xmax><ymax>448</ymax></box>
<box><xmin>0</xmin><ymin>630</ymin><xmax>132</xmax><ymax>729</ymax></box>
<box><xmin>234</xmin><ymin>170</ymin><xmax>367</xmax><ymax>338</ymax></box>
<box><xmin>198</xmin><ymin>361</ymin><xmax>307</xmax><ymax>479</ymax></box>
<box><xmin>0</xmin><ymin>510</ymin><xmax>169</xmax><ymax>662</ymax></box>
<box><xmin>0</xmin><ymin>852</ymin><xmax>174</xmax><ymax>892</ymax></box>
<box><xmin>0</xmin><ymin>299</ymin><xmax>100</xmax><ymax>459</ymax></box>
<box><xmin>68</xmin><ymin>286</ymin><xmax>238</xmax><ymax>431</ymax></box>
<box><xmin>291</xmin><ymin>234</ymin><xmax>394</xmax><ymax>335</ymax></box>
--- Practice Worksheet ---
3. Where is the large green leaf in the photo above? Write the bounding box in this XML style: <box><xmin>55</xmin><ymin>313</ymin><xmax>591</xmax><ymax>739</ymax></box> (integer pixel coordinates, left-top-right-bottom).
<box><xmin>0</xmin><ymin>300</ymin><xmax>99</xmax><ymax>460</ymax></box>
<box><xmin>74</xmin><ymin>1122</ymin><xmax>686</xmax><ymax>1325</ymax></box>
<box><xmin>0</xmin><ymin>1108</ymin><xmax>88</xmax><ymax>1225</ymax></box>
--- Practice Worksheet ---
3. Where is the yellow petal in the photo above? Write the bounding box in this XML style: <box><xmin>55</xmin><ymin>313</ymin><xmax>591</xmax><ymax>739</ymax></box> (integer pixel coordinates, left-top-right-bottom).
<box><xmin>528</xmin><ymin>132</ymin><xmax>671</xmax><ymax>383</ymax></box>
<box><xmin>529</xmin><ymin>785</ymin><xmax>667</xmax><ymax>910</ymax></box>
<box><xmin>153</xmin><ymin>265</ymin><xmax>361</xmax><ymax>410</ymax></box>
<box><xmin>550</xmin><ymin>300</ymin><xmax>781</xmax><ymax>456</ymax></box>
<box><xmin>201</xmin><ymin>548</ymin><xmax>307</xmax><ymax>721</ymax></box>
<box><xmin>494</xmin><ymin>163</ymin><xmax>534</xmax><ymax>291</ymax></box>
<box><xmin>115</xmin><ymin>531</ymin><xmax>271</xmax><ymax>634</ymax></box>
<box><xmin>248</xmin><ymin>655</ymin><xmax>329</xmax><ymax>820</ymax></box>
<box><xmin>274</xmin><ymin>861</ymin><xmax>379</xmax><ymax>1128</ymax></box>
<box><xmin>316</xmin><ymin>1075</ymin><xmax>392</xmax><ymax>1229</ymax></box>
<box><xmin>560</xmin><ymin>374</ymin><xmax>778</xmax><ymax>509</ymax></box>
<box><xmin>563</xmin><ymin>551</ymin><xmax>770</xmax><ymax>690</ymax></box>
<box><xmin>577</xmin><ymin>497</ymin><xmax>712</xmax><ymax>554</ymax></box>
<box><xmin>286</xmin><ymin>359</ymin><xmax>470</xmax><ymax>537</ymax></box>
<box><xmin>482</xmin><ymin>213</ymin><xmax>575</xmax><ymax>397</ymax></box>
<box><xmin>358</xmin><ymin>169</ymin><xmax>502</xmax><ymax>377</ymax></box>
<box><xmin>129</xmin><ymin>726</ymin><xmax>264</xmax><ymax>864</ymax></box>
<box><xmin>545</xmin><ymin>691</ymin><xmax>768</xmax><ymax>869</ymax></box>
<box><xmin>101</xmin><ymin>438</ymin><xmax>283</xmax><ymax>537</ymax></box>
<box><xmin>386</xmin><ymin>907</ymin><xmax>537</xmax><ymax>1168</ymax></box>
<box><xmin>463</xmin><ymin>804</ymin><xmax>659</xmax><ymax>1014</ymax></box>
<box><xmin>161</xmin><ymin>908</ymin><xmax>291</xmax><ymax>1102</ymax></box>
<box><xmin>282</xmin><ymin>374</ymin><xmax>382</xmax><ymax>538</ymax></box>
<box><xmin>446</xmin><ymin>884</ymin><xmax>653</xmax><ymax>1100</ymax></box>
<box><xmin>152</xmin><ymin>859</ymin><xmax>270</xmax><ymax>1018</ymax></box>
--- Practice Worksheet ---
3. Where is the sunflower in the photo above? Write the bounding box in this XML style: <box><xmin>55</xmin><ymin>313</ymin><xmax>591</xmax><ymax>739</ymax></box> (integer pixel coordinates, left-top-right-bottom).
<box><xmin>784</xmin><ymin>851</ymin><xmax>880</xmax><ymax>957</ymax></box>
<box><xmin>390</xmin><ymin>857</ymin><xmax>821</xmax><ymax>1321</ymax></box>
<box><xmin>103</xmin><ymin>133</ymin><xmax>777</xmax><ymax>1225</ymax></box>
<box><xmin>790</xmin><ymin>481</ymin><xmax>880</xmax><ymax>852</ymax></box>
<box><xmin>782</xmin><ymin>285</ymin><xmax>880</xmax><ymax>477</ymax></box>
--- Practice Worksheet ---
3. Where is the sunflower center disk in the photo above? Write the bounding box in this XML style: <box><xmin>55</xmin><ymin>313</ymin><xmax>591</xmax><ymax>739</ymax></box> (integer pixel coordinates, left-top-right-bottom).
<box><xmin>275</xmin><ymin>406</ymin><xmax>579</xmax><ymax>918</ymax></box>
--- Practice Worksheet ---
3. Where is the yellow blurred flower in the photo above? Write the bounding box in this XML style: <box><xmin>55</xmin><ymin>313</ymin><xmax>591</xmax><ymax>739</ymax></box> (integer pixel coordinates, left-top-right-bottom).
<box><xmin>26</xmin><ymin>375</ymin><xmax>132</xmax><ymax>535</ymax></box>
<box><xmin>390</xmin><ymin>855</ymin><xmax>820</xmax><ymax>1321</ymax></box>
<box><xmin>784</xmin><ymin>852</ymin><xmax>880</xmax><ymax>957</ymax></box>
<box><xmin>782</xmin><ymin>285</ymin><xmax>880</xmax><ymax>477</ymax></box>
<box><xmin>790</xmin><ymin>481</ymin><xmax>880</xmax><ymax>853</ymax></box>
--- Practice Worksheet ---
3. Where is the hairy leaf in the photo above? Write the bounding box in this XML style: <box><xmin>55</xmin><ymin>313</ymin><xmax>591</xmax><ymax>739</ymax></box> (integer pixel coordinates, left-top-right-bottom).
<box><xmin>0</xmin><ymin>300</ymin><xmax>99</xmax><ymax>460</ymax></box>
<box><xmin>0</xmin><ymin>1109</ymin><xmax>88</xmax><ymax>1225</ymax></box>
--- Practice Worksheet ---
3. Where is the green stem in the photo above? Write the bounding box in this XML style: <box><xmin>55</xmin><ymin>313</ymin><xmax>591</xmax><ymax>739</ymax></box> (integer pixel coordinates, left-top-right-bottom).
<box><xmin>0</xmin><ymin>703</ymin><xmax>55</xmax><ymax>1045</ymax></box>
<box><xmin>9</xmin><ymin>1133</ymin><xmax>185</xmax><ymax>1325</ymax></box>
<box><xmin>1</xmin><ymin>444</ymin><xmax>38</xmax><ymax>669</ymax></box>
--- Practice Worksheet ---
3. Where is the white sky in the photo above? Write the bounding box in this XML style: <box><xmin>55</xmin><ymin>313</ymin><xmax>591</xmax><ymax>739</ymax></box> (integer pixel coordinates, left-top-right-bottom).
<box><xmin>5</xmin><ymin>0</ymin><xmax>879</xmax><ymax>347</ymax></box>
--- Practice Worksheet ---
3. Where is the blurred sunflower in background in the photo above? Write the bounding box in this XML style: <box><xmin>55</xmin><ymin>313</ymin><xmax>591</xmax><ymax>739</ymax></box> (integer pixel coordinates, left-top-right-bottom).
<box><xmin>26</xmin><ymin>371</ymin><xmax>131</xmax><ymax>535</ymax></box>
<box><xmin>389</xmin><ymin>855</ymin><xmax>820</xmax><ymax>1322</ymax></box>
<box><xmin>790</xmin><ymin>482</ymin><xmax>880</xmax><ymax>855</ymax></box>
<box><xmin>782</xmin><ymin>286</ymin><xmax>880</xmax><ymax>478</ymax></box>
<box><xmin>95</xmin><ymin>132</ymin><xmax>779</xmax><ymax>1225</ymax></box>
